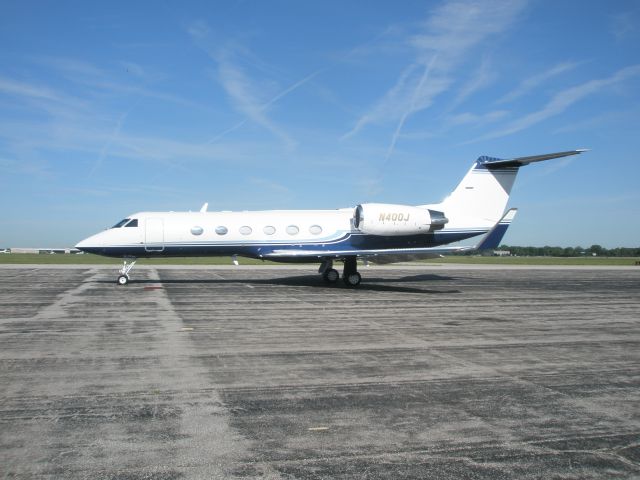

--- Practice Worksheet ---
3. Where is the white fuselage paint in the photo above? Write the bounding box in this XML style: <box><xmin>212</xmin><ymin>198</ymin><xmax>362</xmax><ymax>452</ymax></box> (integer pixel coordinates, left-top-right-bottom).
<box><xmin>77</xmin><ymin>209</ymin><xmax>355</xmax><ymax>251</ymax></box>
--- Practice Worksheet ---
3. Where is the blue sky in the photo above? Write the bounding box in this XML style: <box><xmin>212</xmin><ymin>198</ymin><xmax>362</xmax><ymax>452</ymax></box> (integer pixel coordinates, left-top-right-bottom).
<box><xmin>1</xmin><ymin>0</ymin><xmax>639</xmax><ymax>248</ymax></box>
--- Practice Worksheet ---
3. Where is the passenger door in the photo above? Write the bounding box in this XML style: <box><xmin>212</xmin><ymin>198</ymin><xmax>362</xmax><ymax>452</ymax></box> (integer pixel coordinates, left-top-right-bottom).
<box><xmin>144</xmin><ymin>218</ymin><xmax>164</xmax><ymax>252</ymax></box>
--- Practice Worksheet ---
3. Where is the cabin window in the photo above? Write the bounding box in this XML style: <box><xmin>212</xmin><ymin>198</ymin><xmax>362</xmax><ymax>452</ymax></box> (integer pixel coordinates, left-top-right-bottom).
<box><xmin>112</xmin><ymin>218</ymin><xmax>130</xmax><ymax>228</ymax></box>
<box><xmin>263</xmin><ymin>226</ymin><xmax>276</xmax><ymax>235</ymax></box>
<box><xmin>190</xmin><ymin>226</ymin><xmax>203</xmax><ymax>236</ymax></box>
<box><xmin>286</xmin><ymin>225</ymin><xmax>299</xmax><ymax>235</ymax></box>
<box><xmin>125</xmin><ymin>219</ymin><xmax>138</xmax><ymax>228</ymax></box>
<box><xmin>309</xmin><ymin>225</ymin><xmax>322</xmax><ymax>235</ymax></box>
<box><xmin>239</xmin><ymin>226</ymin><xmax>252</xmax><ymax>235</ymax></box>
<box><xmin>215</xmin><ymin>226</ymin><xmax>228</xmax><ymax>235</ymax></box>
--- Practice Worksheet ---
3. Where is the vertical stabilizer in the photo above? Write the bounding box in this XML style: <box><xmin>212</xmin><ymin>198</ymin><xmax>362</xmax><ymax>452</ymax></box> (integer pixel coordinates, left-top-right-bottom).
<box><xmin>427</xmin><ymin>150</ymin><xmax>586</xmax><ymax>225</ymax></box>
<box><xmin>439</xmin><ymin>159</ymin><xmax>519</xmax><ymax>224</ymax></box>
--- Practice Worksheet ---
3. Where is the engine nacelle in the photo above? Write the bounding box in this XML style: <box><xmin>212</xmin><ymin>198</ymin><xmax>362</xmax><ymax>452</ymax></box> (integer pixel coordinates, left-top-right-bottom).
<box><xmin>353</xmin><ymin>203</ymin><xmax>448</xmax><ymax>236</ymax></box>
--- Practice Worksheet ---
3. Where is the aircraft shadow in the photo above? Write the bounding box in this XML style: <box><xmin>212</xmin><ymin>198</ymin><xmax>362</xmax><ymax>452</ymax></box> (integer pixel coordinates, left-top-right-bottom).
<box><xmin>365</xmin><ymin>273</ymin><xmax>457</xmax><ymax>283</ymax></box>
<box><xmin>98</xmin><ymin>273</ymin><xmax>460</xmax><ymax>295</ymax></box>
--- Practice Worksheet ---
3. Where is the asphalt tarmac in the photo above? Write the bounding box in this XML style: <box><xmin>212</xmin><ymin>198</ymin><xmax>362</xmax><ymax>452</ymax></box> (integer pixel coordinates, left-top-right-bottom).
<box><xmin>1</xmin><ymin>265</ymin><xmax>639</xmax><ymax>479</ymax></box>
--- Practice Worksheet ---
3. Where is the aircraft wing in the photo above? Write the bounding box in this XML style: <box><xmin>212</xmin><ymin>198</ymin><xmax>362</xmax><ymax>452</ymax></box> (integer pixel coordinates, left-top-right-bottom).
<box><xmin>263</xmin><ymin>244</ymin><xmax>475</xmax><ymax>261</ymax></box>
<box><xmin>263</xmin><ymin>208</ymin><xmax>517</xmax><ymax>263</ymax></box>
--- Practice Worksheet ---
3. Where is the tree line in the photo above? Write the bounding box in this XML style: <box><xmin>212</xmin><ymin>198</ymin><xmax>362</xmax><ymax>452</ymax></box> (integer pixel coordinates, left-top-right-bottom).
<box><xmin>490</xmin><ymin>245</ymin><xmax>640</xmax><ymax>257</ymax></box>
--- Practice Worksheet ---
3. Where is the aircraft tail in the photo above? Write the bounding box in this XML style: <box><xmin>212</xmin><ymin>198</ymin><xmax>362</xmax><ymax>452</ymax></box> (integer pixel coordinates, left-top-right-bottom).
<box><xmin>433</xmin><ymin>150</ymin><xmax>586</xmax><ymax>224</ymax></box>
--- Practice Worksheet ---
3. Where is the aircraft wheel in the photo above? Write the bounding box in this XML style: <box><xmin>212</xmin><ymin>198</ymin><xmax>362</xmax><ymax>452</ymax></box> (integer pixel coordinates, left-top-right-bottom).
<box><xmin>117</xmin><ymin>275</ymin><xmax>129</xmax><ymax>286</ymax></box>
<box><xmin>323</xmin><ymin>268</ymin><xmax>339</xmax><ymax>283</ymax></box>
<box><xmin>343</xmin><ymin>272</ymin><xmax>361</xmax><ymax>287</ymax></box>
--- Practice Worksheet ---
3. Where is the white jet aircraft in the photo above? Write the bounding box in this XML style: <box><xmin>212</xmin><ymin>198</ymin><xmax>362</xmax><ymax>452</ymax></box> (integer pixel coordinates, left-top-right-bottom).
<box><xmin>76</xmin><ymin>149</ymin><xmax>586</xmax><ymax>286</ymax></box>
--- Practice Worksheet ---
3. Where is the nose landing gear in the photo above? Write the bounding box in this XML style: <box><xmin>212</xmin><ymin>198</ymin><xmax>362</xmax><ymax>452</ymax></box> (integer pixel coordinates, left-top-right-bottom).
<box><xmin>117</xmin><ymin>258</ymin><xmax>137</xmax><ymax>285</ymax></box>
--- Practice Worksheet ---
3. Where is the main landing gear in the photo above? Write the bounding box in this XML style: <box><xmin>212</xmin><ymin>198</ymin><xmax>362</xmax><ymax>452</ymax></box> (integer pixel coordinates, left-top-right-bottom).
<box><xmin>319</xmin><ymin>257</ymin><xmax>361</xmax><ymax>287</ymax></box>
<box><xmin>342</xmin><ymin>256</ymin><xmax>361</xmax><ymax>287</ymax></box>
<box><xmin>320</xmin><ymin>259</ymin><xmax>339</xmax><ymax>284</ymax></box>
<box><xmin>117</xmin><ymin>258</ymin><xmax>137</xmax><ymax>285</ymax></box>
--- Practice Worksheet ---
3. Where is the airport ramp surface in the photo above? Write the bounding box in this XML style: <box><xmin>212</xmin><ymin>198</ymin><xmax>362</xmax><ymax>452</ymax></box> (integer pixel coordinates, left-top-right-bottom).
<box><xmin>1</xmin><ymin>266</ymin><xmax>639</xmax><ymax>478</ymax></box>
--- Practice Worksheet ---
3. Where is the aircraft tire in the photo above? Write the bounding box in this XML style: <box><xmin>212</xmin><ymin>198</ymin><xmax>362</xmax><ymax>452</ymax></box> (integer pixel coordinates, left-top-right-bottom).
<box><xmin>323</xmin><ymin>268</ymin><xmax>339</xmax><ymax>283</ymax></box>
<box><xmin>117</xmin><ymin>275</ymin><xmax>129</xmax><ymax>286</ymax></box>
<box><xmin>343</xmin><ymin>272</ymin><xmax>361</xmax><ymax>287</ymax></box>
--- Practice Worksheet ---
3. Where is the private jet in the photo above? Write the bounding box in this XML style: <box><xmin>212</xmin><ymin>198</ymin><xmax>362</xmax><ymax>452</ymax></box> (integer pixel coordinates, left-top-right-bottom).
<box><xmin>76</xmin><ymin>149</ymin><xmax>586</xmax><ymax>286</ymax></box>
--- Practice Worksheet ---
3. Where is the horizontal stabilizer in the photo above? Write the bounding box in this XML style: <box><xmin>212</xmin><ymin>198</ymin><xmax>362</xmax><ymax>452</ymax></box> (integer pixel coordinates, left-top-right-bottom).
<box><xmin>478</xmin><ymin>149</ymin><xmax>587</xmax><ymax>169</ymax></box>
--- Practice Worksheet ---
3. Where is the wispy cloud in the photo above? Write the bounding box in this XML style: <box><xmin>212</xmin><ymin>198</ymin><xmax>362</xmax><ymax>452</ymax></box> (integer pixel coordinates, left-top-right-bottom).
<box><xmin>88</xmin><ymin>104</ymin><xmax>138</xmax><ymax>178</ymax></box>
<box><xmin>553</xmin><ymin>107</ymin><xmax>640</xmax><ymax>134</ymax></box>
<box><xmin>186</xmin><ymin>19</ymin><xmax>210</xmax><ymax>42</ymax></box>
<box><xmin>0</xmin><ymin>157</ymin><xmax>52</xmax><ymax>179</ymax></box>
<box><xmin>0</xmin><ymin>76</ymin><xmax>62</xmax><ymax>101</ymax></box>
<box><xmin>395</xmin><ymin>108</ymin><xmax>508</xmax><ymax>142</ymax></box>
<box><xmin>33</xmin><ymin>56</ymin><xmax>204</xmax><ymax>111</ymax></box>
<box><xmin>213</xmin><ymin>54</ymin><xmax>325</xmax><ymax>149</ymax></box>
<box><xmin>497</xmin><ymin>61</ymin><xmax>582</xmax><ymax>104</ymax></box>
<box><xmin>474</xmin><ymin>64</ymin><xmax>640</xmax><ymax>141</ymax></box>
<box><xmin>448</xmin><ymin>56</ymin><xmax>496</xmax><ymax>111</ymax></box>
<box><xmin>249</xmin><ymin>177</ymin><xmax>292</xmax><ymax>197</ymax></box>
<box><xmin>0</xmin><ymin>116</ymin><xmax>275</xmax><ymax>173</ymax></box>
<box><xmin>0</xmin><ymin>74</ymin><xmax>90</xmax><ymax>119</ymax></box>
<box><xmin>410</xmin><ymin>0</ymin><xmax>526</xmax><ymax>66</ymax></box>
<box><xmin>205</xmin><ymin>68</ymin><xmax>324</xmax><ymax>145</ymax></box>
<box><xmin>384</xmin><ymin>54</ymin><xmax>440</xmax><ymax>161</ymax></box>
<box><xmin>216</xmin><ymin>57</ymin><xmax>296</xmax><ymax>149</ymax></box>
<box><xmin>447</xmin><ymin>109</ymin><xmax>508</xmax><ymax>126</ymax></box>
<box><xmin>1</xmin><ymin>58</ymin><xmax>222</xmax><ymax>179</ymax></box>
<box><xmin>33</xmin><ymin>56</ymin><xmax>105</xmax><ymax>78</ymax></box>
<box><xmin>342</xmin><ymin>62</ymin><xmax>441</xmax><ymax>140</ymax></box>
<box><xmin>188</xmin><ymin>21</ymin><xmax>322</xmax><ymax>149</ymax></box>
<box><xmin>343</xmin><ymin>0</ymin><xmax>527</xmax><ymax>158</ymax></box>
<box><xmin>610</xmin><ymin>8</ymin><xmax>640</xmax><ymax>42</ymax></box>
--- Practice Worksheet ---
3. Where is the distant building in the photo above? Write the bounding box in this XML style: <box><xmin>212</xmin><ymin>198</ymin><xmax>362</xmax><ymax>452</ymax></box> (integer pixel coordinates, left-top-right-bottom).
<box><xmin>9</xmin><ymin>248</ymin><xmax>38</xmax><ymax>254</ymax></box>
<box><xmin>8</xmin><ymin>248</ymin><xmax>80</xmax><ymax>254</ymax></box>
<box><xmin>493</xmin><ymin>250</ymin><xmax>511</xmax><ymax>257</ymax></box>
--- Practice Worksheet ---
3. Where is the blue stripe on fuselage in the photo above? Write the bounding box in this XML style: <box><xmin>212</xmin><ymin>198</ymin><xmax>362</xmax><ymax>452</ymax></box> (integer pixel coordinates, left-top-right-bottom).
<box><xmin>79</xmin><ymin>228</ymin><xmax>487</xmax><ymax>259</ymax></box>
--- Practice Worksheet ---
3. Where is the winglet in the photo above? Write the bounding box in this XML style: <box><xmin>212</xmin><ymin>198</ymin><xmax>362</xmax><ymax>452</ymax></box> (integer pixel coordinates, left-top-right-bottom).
<box><xmin>200</xmin><ymin>202</ymin><xmax>209</xmax><ymax>213</ymax></box>
<box><xmin>475</xmin><ymin>208</ymin><xmax>518</xmax><ymax>251</ymax></box>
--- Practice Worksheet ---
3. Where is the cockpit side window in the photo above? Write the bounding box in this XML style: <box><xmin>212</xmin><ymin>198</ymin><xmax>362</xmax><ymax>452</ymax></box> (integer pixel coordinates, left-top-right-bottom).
<box><xmin>125</xmin><ymin>219</ymin><xmax>138</xmax><ymax>227</ymax></box>
<box><xmin>112</xmin><ymin>218</ymin><xmax>130</xmax><ymax>228</ymax></box>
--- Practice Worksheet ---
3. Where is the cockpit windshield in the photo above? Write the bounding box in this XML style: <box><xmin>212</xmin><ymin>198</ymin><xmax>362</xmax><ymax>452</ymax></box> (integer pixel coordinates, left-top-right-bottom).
<box><xmin>111</xmin><ymin>218</ymin><xmax>130</xmax><ymax>228</ymax></box>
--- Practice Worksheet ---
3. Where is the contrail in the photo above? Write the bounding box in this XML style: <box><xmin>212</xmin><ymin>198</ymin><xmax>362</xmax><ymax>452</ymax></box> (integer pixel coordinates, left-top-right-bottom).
<box><xmin>205</xmin><ymin>68</ymin><xmax>325</xmax><ymax>145</ymax></box>
<box><xmin>88</xmin><ymin>100</ymin><xmax>139</xmax><ymax>178</ymax></box>
<box><xmin>384</xmin><ymin>54</ymin><xmax>438</xmax><ymax>164</ymax></box>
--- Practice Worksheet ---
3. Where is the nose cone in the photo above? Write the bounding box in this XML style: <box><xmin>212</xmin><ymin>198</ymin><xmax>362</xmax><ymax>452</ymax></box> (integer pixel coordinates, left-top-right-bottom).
<box><xmin>75</xmin><ymin>238</ymin><xmax>93</xmax><ymax>253</ymax></box>
<box><xmin>75</xmin><ymin>238</ymin><xmax>89</xmax><ymax>250</ymax></box>
<box><xmin>75</xmin><ymin>232</ymin><xmax>104</xmax><ymax>254</ymax></box>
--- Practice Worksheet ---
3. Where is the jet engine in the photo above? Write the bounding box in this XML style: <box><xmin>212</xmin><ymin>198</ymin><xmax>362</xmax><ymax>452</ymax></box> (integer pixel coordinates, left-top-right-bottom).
<box><xmin>353</xmin><ymin>203</ymin><xmax>448</xmax><ymax>236</ymax></box>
